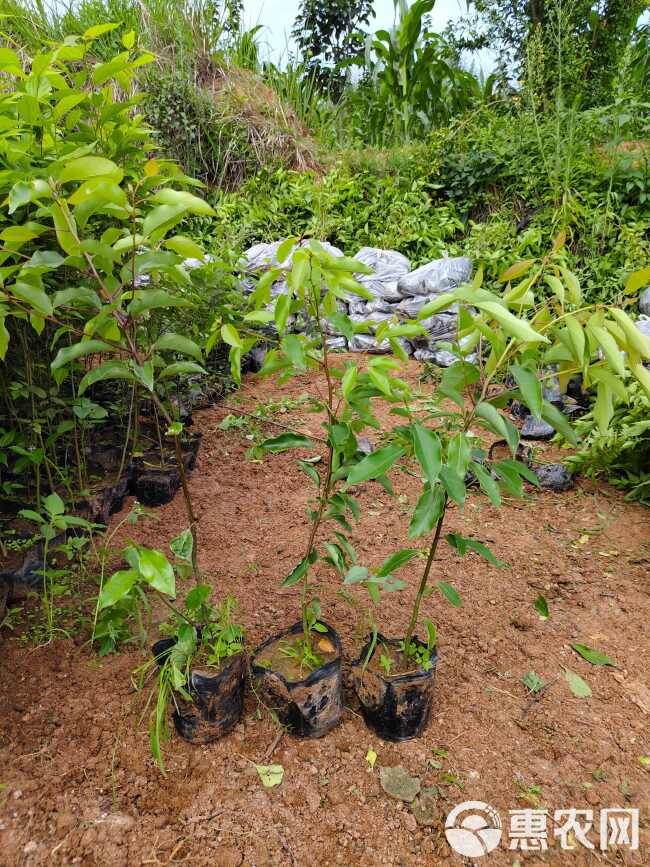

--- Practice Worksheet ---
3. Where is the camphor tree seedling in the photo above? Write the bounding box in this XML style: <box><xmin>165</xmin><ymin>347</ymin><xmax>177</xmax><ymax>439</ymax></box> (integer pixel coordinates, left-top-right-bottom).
<box><xmin>0</xmin><ymin>31</ymin><xmax>231</xmax><ymax>584</ymax></box>
<box><xmin>99</xmin><ymin>529</ymin><xmax>245</xmax><ymax>773</ymax></box>
<box><xmin>342</xmin><ymin>238</ymin><xmax>650</xmax><ymax>739</ymax></box>
<box><xmin>225</xmin><ymin>237</ymin><xmax>427</xmax><ymax>676</ymax></box>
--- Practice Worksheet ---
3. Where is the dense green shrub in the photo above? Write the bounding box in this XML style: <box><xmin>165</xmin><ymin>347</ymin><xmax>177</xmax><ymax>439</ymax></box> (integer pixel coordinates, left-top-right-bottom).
<box><xmin>568</xmin><ymin>383</ymin><xmax>650</xmax><ymax>504</ymax></box>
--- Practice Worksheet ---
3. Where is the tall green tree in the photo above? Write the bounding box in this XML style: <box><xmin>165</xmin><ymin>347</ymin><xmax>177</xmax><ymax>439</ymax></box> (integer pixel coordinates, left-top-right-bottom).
<box><xmin>449</xmin><ymin>0</ymin><xmax>646</xmax><ymax>105</ymax></box>
<box><xmin>292</xmin><ymin>0</ymin><xmax>373</xmax><ymax>95</ymax></box>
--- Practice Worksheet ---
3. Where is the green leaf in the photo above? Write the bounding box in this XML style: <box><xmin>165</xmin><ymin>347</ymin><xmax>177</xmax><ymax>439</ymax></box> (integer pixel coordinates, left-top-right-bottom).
<box><xmin>608</xmin><ymin>308</ymin><xmax>650</xmax><ymax>359</ymax></box>
<box><xmin>412</xmin><ymin>425</ymin><xmax>441</xmax><ymax>487</ymax></box>
<box><xmin>417</xmin><ymin>292</ymin><xmax>456</xmax><ymax>319</ymax></box>
<box><xmin>78</xmin><ymin>360</ymin><xmax>135</xmax><ymax>395</ymax></box>
<box><xmin>154</xmin><ymin>333</ymin><xmax>202</xmax><ymax>362</ymax></box>
<box><xmin>11</xmin><ymin>283</ymin><xmax>53</xmax><ymax>317</ymax></box>
<box><xmin>564</xmin><ymin>668</ymin><xmax>592</xmax><ymax>698</ymax></box>
<box><xmin>83</xmin><ymin>22</ymin><xmax>120</xmax><ymax>39</ymax></box>
<box><xmin>58</xmin><ymin>156</ymin><xmax>122</xmax><ymax>185</ymax></box>
<box><xmin>498</xmin><ymin>259</ymin><xmax>535</xmax><ymax>282</ymax></box>
<box><xmin>152</xmin><ymin>188</ymin><xmax>215</xmax><ymax>216</ymax></box>
<box><xmin>159</xmin><ymin>361</ymin><xmax>206</xmax><ymax>379</ymax></box>
<box><xmin>132</xmin><ymin>361</ymin><xmax>154</xmax><ymax>392</ymax></box>
<box><xmin>471</xmin><ymin>461</ymin><xmax>501</xmax><ymax>507</ymax></box>
<box><xmin>254</xmin><ymin>763</ymin><xmax>284</xmax><ymax>788</ymax></box>
<box><xmin>544</xmin><ymin>274</ymin><xmax>565</xmax><ymax>306</ymax></box>
<box><xmin>341</xmin><ymin>365</ymin><xmax>358</xmax><ymax>401</ymax></box>
<box><xmin>624</xmin><ymin>265</ymin><xmax>650</xmax><ymax>295</ymax></box>
<box><xmin>243</xmin><ymin>309</ymin><xmax>274</xmax><ymax>324</ymax></box>
<box><xmin>347</xmin><ymin>445</ymin><xmax>404</xmax><ymax>486</ymax></box>
<box><xmin>478</xmin><ymin>302</ymin><xmax>549</xmax><ymax>344</ymax></box>
<box><xmin>377</xmin><ymin>549</ymin><xmax>418</xmax><ymax>577</ymax></box>
<box><xmin>437</xmin><ymin>581</ymin><xmax>462</xmax><ymax>607</ymax></box>
<box><xmin>164</xmin><ymin>235</ymin><xmax>205</xmax><ymax>260</ymax></box>
<box><xmin>533</xmin><ymin>594</ymin><xmax>549</xmax><ymax>620</ymax></box>
<box><xmin>260</xmin><ymin>433</ymin><xmax>314</xmax><ymax>453</ymax></box>
<box><xmin>136</xmin><ymin>548</ymin><xmax>175</xmax><ymax>596</ymax></box>
<box><xmin>98</xmin><ymin>569</ymin><xmax>137</xmax><ymax>610</ymax></box>
<box><xmin>476</xmin><ymin>402</ymin><xmax>519</xmax><ymax>454</ymax></box>
<box><xmin>298</xmin><ymin>459</ymin><xmax>320</xmax><ymax>486</ymax></box>
<box><xmin>540</xmin><ymin>399</ymin><xmax>577</xmax><ymax>445</ymax></box>
<box><xmin>557</xmin><ymin>268</ymin><xmax>579</xmax><ymax>306</ymax></box>
<box><xmin>277</xmin><ymin>237</ymin><xmax>297</xmax><ymax>263</ymax></box>
<box><xmin>522</xmin><ymin>671</ymin><xmax>545</xmax><ymax>693</ymax></box>
<box><xmin>127</xmin><ymin>290</ymin><xmax>192</xmax><ymax>317</ymax></box>
<box><xmin>170</xmin><ymin>529</ymin><xmax>193</xmax><ymax>562</ymax></box>
<box><xmin>221</xmin><ymin>323</ymin><xmax>242</xmax><ymax>349</ymax></box>
<box><xmin>51</xmin><ymin>339</ymin><xmax>113</xmax><ymax>370</ymax></box>
<box><xmin>445</xmin><ymin>533</ymin><xmax>507</xmax><ymax>567</ymax></box>
<box><xmin>282</xmin><ymin>555</ymin><xmax>312</xmax><ymax>588</ymax></box>
<box><xmin>439</xmin><ymin>466</ymin><xmax>466</xmax><ymax>508</ymax></box>
<box><xmin>274</xmin><ymin>293</ymin><xmax>290</xmax><ymax>333</ymax></box>
<box><xmin>408</xmin><ymin>485</ymin><xmax>446</xmax><ymax>539</ymax></box>
<box><xmin>53</xmin><ymin>287</ymin><xmax>101</xmax><ymax>310</ymax></box>
<box><xmin>8</xmin><ymin>181</ymin><xmax>32</xmax><ymax>214</ymax></box>
<box><xmin>589</xmin><ymin>324</ymin><xmax>625</xmax><ymax>376</ymax></box>
<box><xmin>571</xmin><ymin>643</ymin><xmax>615</xmax><ymax>666</ymax></box>
<box><xmin>141</xmin><ymin>203</ymin><xmax>187</xmax><ymax>240</ymax></box>
<box><xmin>510</xmin><ymin>363</ymin><xmax>543</xmax><ymax>419</ymax></box>
<box><xmin>281</xmin><ymin>334</ymin><xmax>306</xmax><ymax>371</ymax></box>
<box><xmin>343</xmin><ymin>565</ymin><xmax>370</xmax><ymax>585</ymax></box>
<box><xmin>0</xmin><ymin>317</ymin><xmax>8</xmax><ymax>360</ymax></box>
<box><xmin>43</xmin><ymin>492</ymin><xmax>65</xmax><ymax>516</ymax></box>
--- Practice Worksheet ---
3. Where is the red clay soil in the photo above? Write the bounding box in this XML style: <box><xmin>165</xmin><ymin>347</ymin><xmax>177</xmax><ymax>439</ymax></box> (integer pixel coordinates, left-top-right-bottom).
<box><xmin>1</xmin><ymin>358</ymin><xmax>649</xmax><ymax>866</ymax></box>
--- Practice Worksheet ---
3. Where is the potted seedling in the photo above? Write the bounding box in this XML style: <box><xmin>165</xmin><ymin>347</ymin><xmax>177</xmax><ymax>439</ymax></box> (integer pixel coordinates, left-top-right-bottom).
<box><xmin>223</xmin><ymin>239</ymin><xmax>427</xmax><ymax>737</ymax></box>
<box><xmin>348</xmin><ymin>246</ymin><xmax>650</xmax><ymax>740</ymax></box>
<box><xmin>98</xmin><ymin>530</ymin><xmax>245</xmax><ymax>772</ymax></box>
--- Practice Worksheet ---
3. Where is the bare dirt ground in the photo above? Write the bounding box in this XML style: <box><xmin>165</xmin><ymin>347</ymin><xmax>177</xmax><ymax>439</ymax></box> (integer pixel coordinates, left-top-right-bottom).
<box><xmin>1</xmin><ymin>358</ymin><xmax>649</xmax><ymax>866</ymax></box>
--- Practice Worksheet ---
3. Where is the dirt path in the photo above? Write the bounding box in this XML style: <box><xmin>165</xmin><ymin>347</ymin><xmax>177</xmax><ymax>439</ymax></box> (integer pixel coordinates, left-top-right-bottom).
<box><xmin>1</xmin><ymin>359</ymin><xmax>649</xmax><ymax>866</ymax></box>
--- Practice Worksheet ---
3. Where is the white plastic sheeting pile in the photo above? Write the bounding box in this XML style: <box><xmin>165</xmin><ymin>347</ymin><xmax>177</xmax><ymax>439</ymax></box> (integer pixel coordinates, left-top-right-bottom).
<box><xmin>240</xmin><ymin>241</ymin><xmax>473</xmax><ymax>366</ymax></box>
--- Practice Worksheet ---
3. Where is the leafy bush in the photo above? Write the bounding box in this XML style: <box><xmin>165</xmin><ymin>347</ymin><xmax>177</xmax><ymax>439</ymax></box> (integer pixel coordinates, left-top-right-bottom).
<box><xmin>568</xmin><ymin>382</ymin><xmax>650</xmax><ymax>504</ymax></box>
<box><xmin>144</xmin><ymin>66</ymin><xmax>320</xmax><ymax>190</ymax></box>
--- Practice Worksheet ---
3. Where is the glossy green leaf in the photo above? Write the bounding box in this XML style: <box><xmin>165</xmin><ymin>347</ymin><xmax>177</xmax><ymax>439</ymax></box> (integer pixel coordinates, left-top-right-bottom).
<box><xmin>571</xmin><ymin>643</ymin><xmax>615</xmax><ymax>666</ymax></box>
<box><xmin>540</xmin><ymin>399</ymin><xmax>577</xmax><ymax>445</ymax></box>
<box><xmin>347</xmin><ymin>445</ymin><xmax>404</xmax><ymax>486</ymax></box>
<box><xmin>412</xmin><ymin>424</ymin><xmax>441</xmax><ymax>486</ymax></box>
<box><xmin>408</xmin><ymin>485</ymin><xmax>446</xmax><ymax>539</ymax></box>
<box><xmin>11</xmin><ymin>283</ymin><xmax>53</xmax><ymax>317</ymax></box>
<box><xmin>437</xmin><ymin>581</ymin><xmax>462</xmax><ymax>607</ymax></box>
<box><xmin>51</xmin><ymin>339</ymin><xmax>113</xmax><ymax>370</ymax></box>
<box><xmin>154</xmin><ymin>333</ymin><xmax>202</xmax><ymax>362</ymax></box>
<box><xmin>510</xmin><ymin>363</ymin><xmax>543</xmax><ymax>419</ymax></box>
<box><xmin>439</xmin><ymin>466</ymin><xmax>466</xmax><ymax>508</ymax></box>
<box><xmin>470</xmin><ymin>461</ymin><xmax>501</xmax><ymax>507</ymax></box>
<box><xmin>281</xmin><ymin>334</ymin><xmax>306</xmax><ymax>371</ymax></box>
<box><xmin>78</xmin><ymin>360</ymin><xmax>135</xmax><ymax>395</ymax></box>
<box><xmin>533</xmin><ymin>594</ymin><xmax>549</xmax><ymax>620</ymax></box>
<box><xmin>137</xmin><ymin>548</ymin><xmax>175</xmax><ymax>596</ymax></box>
<box><xmin>59</xmin><ymin>156</ymin><xmax>122</xmax><ymax>185</ymax></box>
<box><xmin>377</xmin><ymin>548</ymin><xmax>418</xmax><ymax>577</ymax></box>
<box><xmin>159</xmin><ymin>361</ymin><xmax>206</xmax><ymax>379</ymax></box>
<box><xmin>98</xmin><ymin>569</ymin><xmax>137</xmax><ymax>610</ymax></box>
<box><xmin>127</xmin><ymin>291</ymin><xmax>192</xmax><ymax>317</ymax></box>
<box><xmin>260</xmin><ymin>433</ymin><xmax>314</xmax><ymax>453</ymax></box>
<box><xmin>478</xmin><ymin>302</ymin><xmax>548</xmax><ymax>344</ymax></box>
